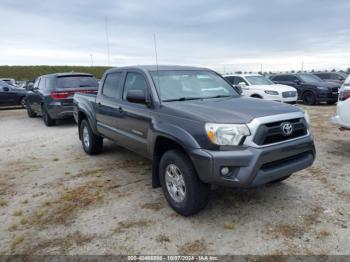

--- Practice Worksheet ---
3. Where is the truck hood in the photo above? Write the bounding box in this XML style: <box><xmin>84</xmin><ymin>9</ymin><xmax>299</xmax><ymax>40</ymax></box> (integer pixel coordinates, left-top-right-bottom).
<box><xmin>250</xmin><ymin>84</ymin><xmax>296</xmax><ymax>92</ymax></box>
<box><xmin>305</xmin><ymin>81</ymin><xmax>341</xmax><ymax>89</ymax></box>
<box><xmin>162</xmin><ymin>97</ymin><xmax>301</xmax><ymax>124</ymax></box>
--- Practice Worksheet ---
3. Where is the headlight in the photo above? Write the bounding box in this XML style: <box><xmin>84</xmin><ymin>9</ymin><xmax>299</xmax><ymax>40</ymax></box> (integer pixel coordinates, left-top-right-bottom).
<box><xmin>304</xmin><ymin>111</ymin><xmax>311</xmax><ymax>127</ymax></box>
<box><xmin>205</xmin><ymin>123</ymin><xmax>251</xmax><ymax>146</ymax></box>
<box><xmin>317</xmin><ymin>86</ymin><xmax>329</xmax><ymax>91</ymax></box>
<box><xmin>264</xmin><ymin>90</ymin><xmax>279</xmax><ymax>95</ymax></box>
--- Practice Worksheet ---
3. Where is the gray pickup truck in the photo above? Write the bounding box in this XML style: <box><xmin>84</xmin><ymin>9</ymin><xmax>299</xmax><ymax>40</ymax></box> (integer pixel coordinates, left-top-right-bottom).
<box><xmin>73</xmin><ymin>65</ymin><xmax>316</xmax><ymax>216</ymax></box>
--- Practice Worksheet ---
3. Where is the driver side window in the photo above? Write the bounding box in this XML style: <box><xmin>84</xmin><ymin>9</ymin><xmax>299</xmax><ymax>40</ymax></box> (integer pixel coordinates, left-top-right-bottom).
<box><xmin>122</xmin><ymin>72</ymin><xmax>148</xmax><ymax>101</ymax></box>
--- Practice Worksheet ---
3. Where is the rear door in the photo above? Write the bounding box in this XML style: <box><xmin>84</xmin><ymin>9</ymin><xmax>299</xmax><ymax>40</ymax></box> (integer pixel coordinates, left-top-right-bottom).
<box><xmin>95</xmin><ymin>71</ymin><xmax>125</xmax><ymax>141</ymax></box>
<box><xmin>26</xmin><ymin>77</ymin><xmax>44</xmax><ymax>112</ymax></box>
<box><xmin>0</xmin><ymin>85</ymin><xmax>15</xmax><ymax>106</ymax></box>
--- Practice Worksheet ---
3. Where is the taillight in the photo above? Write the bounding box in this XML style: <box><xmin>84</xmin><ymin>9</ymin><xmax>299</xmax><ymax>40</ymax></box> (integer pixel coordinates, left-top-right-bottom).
<box><xmin>51</xmin><ymin>91</ymin><xmax>70</xmax><ymax>99</ymax></box>
<box><xmin>50</xmin><ymin>89</ymin><xmax>97</xmax><ymax>99</ymax></box>
<box><xmin>339</xmin><ymin>90</ymin><xmax>350</xmax><ymax>101</ymax></box>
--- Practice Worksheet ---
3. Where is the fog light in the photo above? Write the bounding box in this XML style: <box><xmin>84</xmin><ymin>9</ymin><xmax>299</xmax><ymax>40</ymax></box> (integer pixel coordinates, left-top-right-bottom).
<box><xmin>221</xmin><ymin>167</ymin><xmax>230</xmax><ymax>176</ymax></box>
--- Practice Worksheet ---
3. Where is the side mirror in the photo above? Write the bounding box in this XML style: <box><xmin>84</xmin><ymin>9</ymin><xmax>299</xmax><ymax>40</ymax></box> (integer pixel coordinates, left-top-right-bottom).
<box><xmin>294</xmin><ymin>79</ymin><xmax>302</xmax><ymax>85</ymax></box>
<box><xmin>26</xmin><ymin>83</ymin><xmax>34</xmax><ymax>91</ymax></box>
<box><xmin>238</xmin><ymin>82</ymin><xmax>247</xmax><ymax>87</ymax></box>
<box><xmin>3</xmin><ymin>87</ymin><xmax>10</xmax><ymax>92</ymax></box>
<box><xmin>126</xmin><ymin>89</ymin><xmax>147</xmax><ymax>104</ymax></box>
<box><xmin>232</xmin><ymin>85</ymin><xmax>242</xmax><ymax>94</ymax></box>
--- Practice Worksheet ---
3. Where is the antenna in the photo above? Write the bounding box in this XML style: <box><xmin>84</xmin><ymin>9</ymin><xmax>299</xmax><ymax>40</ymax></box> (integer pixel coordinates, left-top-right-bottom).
<box><xmin>105</xmin><ymin>16</ymin><xmax>111</xmax><ymax>66</ymax></box>
<box><xmin>153</xmin><ymin>33</ymin><xmax>161</xmax><ymax>94</ymax></box>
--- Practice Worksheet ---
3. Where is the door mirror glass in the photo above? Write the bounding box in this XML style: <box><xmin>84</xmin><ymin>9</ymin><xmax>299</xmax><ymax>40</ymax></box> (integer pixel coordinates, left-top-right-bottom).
<box><xmin>126</xmin><ymin>89</ymin><xmax>147</xmax><ymax>104</ymax></box>
<box><xmin>238</xmin><ymin>82</ymin><xmax>247</xmax><ymax>87</ymax></box>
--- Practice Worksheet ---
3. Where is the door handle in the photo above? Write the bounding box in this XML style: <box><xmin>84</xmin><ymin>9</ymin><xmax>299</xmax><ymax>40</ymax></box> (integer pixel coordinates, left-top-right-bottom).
<box><xmin>97</xmin><ymin>102</ymin><xmax>101</xmax><ymax>107</ymax></box>
<box><xmin>118</xmin><ymin>107</ymin><xmax>124</xmax><ymax>113</ymax></box>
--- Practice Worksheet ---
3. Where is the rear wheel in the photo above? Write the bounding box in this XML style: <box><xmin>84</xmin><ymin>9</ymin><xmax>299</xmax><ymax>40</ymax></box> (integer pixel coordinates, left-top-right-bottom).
<box><xmin>26</xmin><ymin>104</ymin><xmax>37</xmax><ymax>118</ymax></box>
<box><xmin>302</xmin><ymin>91</ymin><xmax>316</xmax><ymax>105</ymax></box>
<box><xmin>42</xmin><ymin>105</ymin><xmax>56</xmax><ymax>126</ymax></box>
<box><xmin>159</xmin><ymin>150</ymin><xmax>210</xmax><ymax>216</ymax></box>
<box><xmin>79</xmin><ymin>119</ymin><xmax>103</xmax><ymax>155</ymax></box>
<box><xmin>20</xmin><ymin>97</ymin><xmax>27</xmax><ymax>108</ymax></box>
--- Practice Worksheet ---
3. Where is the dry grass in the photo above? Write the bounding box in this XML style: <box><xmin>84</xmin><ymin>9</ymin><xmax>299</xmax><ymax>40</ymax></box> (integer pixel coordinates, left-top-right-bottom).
<box><xmin>9</xmin><ymin>224</ymin><xmax>19</xmax><ymax>231</ymax></box>
<box><xmin>13</xmin><ymin>209</ymin><xmax>23</xmax><ymax>216</ymax></box>
<box><xmin>23</xmin><ymin>232</ymin><xmax>93</xmax><ymax>255</ymax></box>
<box><xmin>178</xmin><ymin>239</ymin><xmax>208</xmax><ymax>255</ymax></box>
<box><xmin>140</xmin><ymin>202</ymin><xmax>164</xmax><ymax>211</ymax></box>
<box><xmin>115</xmin><ymin>219</ymin><xmax>152</xmax><ymax>233</ymax></box>
<box><xmin>156</xmin><ymin>234</ymin><xmax>171</xmax><ymax>243</ymax></box>
<box><xmin>0</xmin><ymin>199</ymin><xmax>7</xmax><ymax>206</ymax></box>
<box><xmin>10</xmin><ymin>235</ymin><xmax>25</xmax><ymax>251</ymax></box>
<box><xmin>223</xmin><ymin>222</ymin><xmax>236</xmax><ymax>230</ymax></box>
<box><xmin>30</xmin><ymin>181</ymin><xmax>105</xmax><ymax>226</ymax></box>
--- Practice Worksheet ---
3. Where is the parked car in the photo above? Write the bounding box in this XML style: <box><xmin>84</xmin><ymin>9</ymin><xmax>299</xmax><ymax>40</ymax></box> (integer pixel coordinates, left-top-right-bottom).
<box><xmin>225</xmin><ymin>74</ymin><xmax>297</xmax><ymax>103</ymax></box>
<box><xmin>332</xmin><ymin>75</ymin><xmax>350</xmax><ymax>129</ymax></box>
<box><xmin>313</xmin><ymin>72</ymin><xmax>347</xmax><ymax>85</ymax></box>
<box><xmin>26</xmin><ymin>73</ymin><xmax>99</xmax><ymax>126</ymax></box>
<box><xmin>0</xmin><ymin>80</ymin><xmax>27</xmax><ymax>108</ymax></box>
<box><xmin>0</xmin><ymin>78</ymin><xmax>17</xmax><ymax>86</ymax></box>
<box><xmin>73</xmin><ymin>65</ymin><xmax>315</xmax><ymax>216</ymax></box>
<box><xmin>270</xmin><ymin>73</ymin><xmax>340</xmax><ymax>105</ymax></box>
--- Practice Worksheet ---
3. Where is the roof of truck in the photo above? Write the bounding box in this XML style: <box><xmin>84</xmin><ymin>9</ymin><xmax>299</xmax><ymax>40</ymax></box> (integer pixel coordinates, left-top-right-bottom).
<box><xmin>108</xmin><ymin>65</ymin><xmax>209</xmax><ymax>72</ymax></box>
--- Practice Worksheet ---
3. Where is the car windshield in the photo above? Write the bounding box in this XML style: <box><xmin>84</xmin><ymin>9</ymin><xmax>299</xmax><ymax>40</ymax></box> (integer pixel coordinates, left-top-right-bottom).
<box><xmin>299</xmin><ymin>74</ymin><xmax>323</xmax><ymax>83</ymax></box>
<box><xmin>245</xmin><ymin>76</ymin><xmax>274</xmax><ymax>85</ymax></box>
<box><xmin>151</xmin><ymin>70</ymin><xmax>238</xmax><ymax>101</ymax></box>
<box><xmin>57</xmin><ymin>75</ymin><xmax>99</xmax><ymax>89</ymax></box>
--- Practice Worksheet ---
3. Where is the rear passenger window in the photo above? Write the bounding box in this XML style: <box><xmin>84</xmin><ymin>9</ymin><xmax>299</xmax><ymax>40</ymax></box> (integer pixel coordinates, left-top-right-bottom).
<box><xmin>38</xmin><ymin>77</ymin><xmax>46</xmax><ymax>90</ymax></box>
<box><xmin>102</xmin><ymin>72</ymin><xmax>122</xmax><ymax>98</ymax></box>
<box><xmin>123</xmin><ymin>72</ymin><xmax>148</xmax><ymax>100</ymax></box>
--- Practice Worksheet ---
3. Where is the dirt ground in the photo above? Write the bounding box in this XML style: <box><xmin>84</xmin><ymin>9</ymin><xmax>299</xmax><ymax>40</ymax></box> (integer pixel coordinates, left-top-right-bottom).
<box><xmin>0</xmin><ymin>105</ymin><xmax>349</xmax><ymax>255</ymax></box>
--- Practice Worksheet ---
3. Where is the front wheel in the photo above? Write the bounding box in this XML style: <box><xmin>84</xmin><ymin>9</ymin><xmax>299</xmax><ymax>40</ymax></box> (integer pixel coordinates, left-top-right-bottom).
<box><xmin>26</xmin><ymin>104</ymin><xmax>37</xmax><ymax>118</ymax></box>
<box><xmin>159</xmin><ymin>150</ymin><xmax>210</xmax><ymax>216</ymax></box>
<box><xmin>79</xmin><ymin>119</ymin><xmax>103</xmax><ymax>155</ymax></box>
<box><xmin>302</xmin><ymin>91</ymin><xmax>316</xmax><ymax>105</ymax></box>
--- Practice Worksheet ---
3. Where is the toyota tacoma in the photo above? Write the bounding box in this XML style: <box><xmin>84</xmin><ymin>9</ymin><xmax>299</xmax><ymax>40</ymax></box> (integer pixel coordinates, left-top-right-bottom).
<box><xmin>73</xmin><ymin>66</ymin><xmax>316</xmax><ymax>216</ymax></box>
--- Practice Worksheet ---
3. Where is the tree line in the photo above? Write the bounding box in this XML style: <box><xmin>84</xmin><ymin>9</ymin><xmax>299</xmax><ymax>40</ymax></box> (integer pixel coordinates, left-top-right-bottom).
<box><xmin>0</xmin><ymin>66</ymin><xmax>112</xmax><ymax>81</ymax></box>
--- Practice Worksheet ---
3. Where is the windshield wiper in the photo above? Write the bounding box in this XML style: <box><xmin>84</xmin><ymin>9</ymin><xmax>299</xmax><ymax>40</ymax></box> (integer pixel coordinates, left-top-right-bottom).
<box><xmin>162</xmin><ymin>97</ymin><xmax>203</xmax><ymax>102</ymax></box>
<box><xmin>203</xmin><ymin>95</ymin><xmax>232</xmax><ymax>99</ymax></box>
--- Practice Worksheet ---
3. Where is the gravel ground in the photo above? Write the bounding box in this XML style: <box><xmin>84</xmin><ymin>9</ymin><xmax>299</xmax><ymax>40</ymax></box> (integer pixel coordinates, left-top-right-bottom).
<box><xmin>0</xmin><ymin>105</ymin><xmax>349</xmax><ymax>255</ymax></box>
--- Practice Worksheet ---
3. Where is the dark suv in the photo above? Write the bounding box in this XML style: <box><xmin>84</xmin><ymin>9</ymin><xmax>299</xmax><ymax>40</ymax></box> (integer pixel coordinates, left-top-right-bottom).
<box><xmin>313</xmin><ymin>72</ymin><xmax>347</xmax><ymax>85</ymax></box>
<box><xmin>26</xmin><ymin>73</ymin><xmax>98</xmax><ymax>126</ymax></box>
<box><xmin>270</xmin><ymin>73</ymin><xmax>340</xmax><ymax>105</ymax></box>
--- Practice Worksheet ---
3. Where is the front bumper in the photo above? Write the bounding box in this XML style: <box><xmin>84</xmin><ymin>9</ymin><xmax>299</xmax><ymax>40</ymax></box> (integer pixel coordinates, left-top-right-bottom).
<box><xmin>190</xmin><ymin>135</ymin><xmax>315</xmax><ymax>188</ymax></box>
<box><xmin>331</xmin><ymin>115</ymin><xmax>350</xmax><ymax>129</ymax></box>
<box><xmin>317</xmin><ymin>91</ymin><xmax>339</xmax><ymax>102</ymax></box>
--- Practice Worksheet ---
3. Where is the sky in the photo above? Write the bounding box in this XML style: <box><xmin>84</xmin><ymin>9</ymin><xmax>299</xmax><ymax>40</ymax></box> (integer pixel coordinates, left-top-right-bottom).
<box><xmin>1</xmin><ymin>0</ymin><xmax>350</xmax><ymax>72</ymax></box>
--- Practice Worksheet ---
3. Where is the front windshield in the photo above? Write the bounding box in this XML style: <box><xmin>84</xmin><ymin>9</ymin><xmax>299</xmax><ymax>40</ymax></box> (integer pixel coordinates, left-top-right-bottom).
<box><xmin>299</xmin><ymin>74</ymin><xmax>323</xmax><ymax>83</ymax></box>
<box><xmin>245</xmin><ymin>76</ymin><xmax>274</xmax><ymax>85</ymax></box>
<box><xmin>150</xmin><ymin>70</ymin><xmax>238</xmax><ymax>101</ymax></box>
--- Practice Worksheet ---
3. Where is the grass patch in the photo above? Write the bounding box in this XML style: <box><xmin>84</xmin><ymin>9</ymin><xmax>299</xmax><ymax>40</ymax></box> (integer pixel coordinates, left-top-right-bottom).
<box><xmin>115</xmin><ymin>219</ymin><xmax>152</xmax><ymax>233</ymax></box>
<box><xmin>0</xmin><ymin>199</ymin><xmax>7</xmax><ymax>206</ymax></box>
<box><xmin>178</xmin><ymin>239</ymin><xmax>208</xmax><ymax>255</ymax></box>
<box><xmin>13</xmin><ymin>210</ymin><xmax>23</xmax><ymax>216</ymax></box>
<box><xmin>156</xmin><ymin>234</ymin><xmax>170</xmax><ymax>243</ymax></box>
<box><xmin>9</xmin><ymin>224</ymin><xmax>18</xmax><ymax>231</ymax></box>
<box><xmin>10</xmin><ymin>235</ymin><xmax>25</xmax><ymax>251</ymax></box>
<box><xmin>20</xmin><ymin>217</ymin><xmax>29</xmax><ymax>225</ymax></box>
<box><xmin>141</xmin><ymin>202</ymin><xmax>163</xmax><ymax>211</ymax></box>
<box><xmin>52</xmin><ymin>157</ymin><xmax>60</xmax><ymax>162</ymax></box>
<box><xmin>223</xmin><ymin>222</ymin><xmax>236</xmax><ymax>230</ymax></box>
<box><xmin>30</xmin><ymin>181</ymin><xmax>105</xmax><ymax>226</ymax></box>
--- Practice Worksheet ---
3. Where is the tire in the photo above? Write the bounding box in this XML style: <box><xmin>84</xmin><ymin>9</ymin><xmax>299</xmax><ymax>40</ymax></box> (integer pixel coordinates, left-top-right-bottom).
<box><xmin>42</xmin><ymin>105</ymin><xmax>56</xmax><ymax>126</ymax></box>
<box><xmin>159</xmin><ymin>149</ymin><xmax>210</xmax><ymax>216</ymax></box>
<box><xmin>302</xmin><ymin>91</ymin><xmax>316</xmax><ymax>105</ymax></box>
<box><xmin>79</xmin><ymin>119</ymin><xmax>103</xmax><ymax>155</ymax></box>
<box><xmin>270</xmin><ymin>174</ymin><xmax>292</xmax><ymax>184</ymax></box>
<box><xmin>20</xmin><ymin>97</ymin><xmax>27</xmax><ymax>109</ymax></box>
<box><xmin>26</xmin><ymin>104</ymin><xmax>37</xmax><ymax>118</ymax></box>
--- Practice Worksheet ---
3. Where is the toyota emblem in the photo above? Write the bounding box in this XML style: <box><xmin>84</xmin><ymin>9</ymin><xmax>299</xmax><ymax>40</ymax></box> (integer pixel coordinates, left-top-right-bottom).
<box><xmin>281</xmin><ymin>122</ymin><xmax>293</xmax><ymax>136</ymax></box>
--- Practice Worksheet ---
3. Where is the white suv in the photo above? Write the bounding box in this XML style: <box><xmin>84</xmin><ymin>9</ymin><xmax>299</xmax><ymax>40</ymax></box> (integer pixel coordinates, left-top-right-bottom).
<box><xmin>225</xmin><ymin>74</ymin><xmax>297</xmax><ymax>103</ymax></box>
<box><xmin>332</xmin><ymin>75</ymin><xmax>350</xmax><ymax>129</ymax></box>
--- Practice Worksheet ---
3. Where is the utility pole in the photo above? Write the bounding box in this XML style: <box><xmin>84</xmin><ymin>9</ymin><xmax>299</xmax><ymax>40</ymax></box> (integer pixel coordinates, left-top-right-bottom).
<box><xmin>90</xmin><ymin>54</ymin><xmax>94</xmax><ymax>67</ymax></box>
<box><xmin>260</xmin><ymin>63</ymin><xmax>263</xmax><ymax>73</ymax></box>
<box><xmin>301</xmin><ymin>60</ymin><xmax>304</xmax><ymax>72</ymax></box>
<box><xmin>105</xmin><ymin>16</ymin><xmax>111</xmax><ymax>66</ymax></box>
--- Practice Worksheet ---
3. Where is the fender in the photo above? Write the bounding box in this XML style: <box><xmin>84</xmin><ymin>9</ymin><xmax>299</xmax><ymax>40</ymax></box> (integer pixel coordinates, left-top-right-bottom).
<box><xmin>77</xmin><ymin>101</ymin><xmax>98</xmax><ymax>135</ymax></box>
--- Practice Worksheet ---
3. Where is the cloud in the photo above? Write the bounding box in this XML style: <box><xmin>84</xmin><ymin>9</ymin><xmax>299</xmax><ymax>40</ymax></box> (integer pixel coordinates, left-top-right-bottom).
<box><xmin>0</xmin><ymin>0</ymin><xmax>349</xmax><ymax>72</ymax></box>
